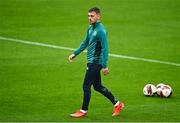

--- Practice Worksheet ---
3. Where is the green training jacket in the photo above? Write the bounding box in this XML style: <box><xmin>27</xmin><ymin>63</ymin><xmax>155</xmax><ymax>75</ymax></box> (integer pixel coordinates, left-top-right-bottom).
<box><xmin>73</xmin><ymin>21</ymin><xmax>108</xmax><ymax>68</ymax></box>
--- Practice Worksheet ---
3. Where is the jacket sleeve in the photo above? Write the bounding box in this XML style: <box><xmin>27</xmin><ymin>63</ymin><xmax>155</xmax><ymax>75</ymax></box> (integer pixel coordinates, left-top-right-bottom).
<box><xmin>73</xmin><ymin>29</ymin><xmax>89</xmax><ymax>56</ymax></box>
<box><xmin>98</xmin><ymin>30</ymin><xmax>108</xmax><ymax>68</ymax></box>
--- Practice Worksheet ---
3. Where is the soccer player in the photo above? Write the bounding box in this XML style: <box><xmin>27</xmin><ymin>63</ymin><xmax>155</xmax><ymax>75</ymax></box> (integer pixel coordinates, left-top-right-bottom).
<box><xmin>69</xmin><ymin>7</ymin><xmax>124</xmax><ymax>118</ymax></box>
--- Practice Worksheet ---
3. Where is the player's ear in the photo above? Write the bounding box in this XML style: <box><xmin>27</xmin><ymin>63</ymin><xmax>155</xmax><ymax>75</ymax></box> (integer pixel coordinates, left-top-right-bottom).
<box><xmin>97</xmin><ymin>14</ymin><xmax>100</xmax><ymax>19</ymax></box>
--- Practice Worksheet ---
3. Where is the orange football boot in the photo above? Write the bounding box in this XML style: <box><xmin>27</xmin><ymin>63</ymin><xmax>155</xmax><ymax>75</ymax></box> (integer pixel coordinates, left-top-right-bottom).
<box><xmin>70</xmin><ymin>110</ymin><xmax>87</xmax><ymax>118</ymax></box>
<box><xmin>112</xmin><ymin>101</ymin><xmax>124</xmax><ymax>116</ymax></box>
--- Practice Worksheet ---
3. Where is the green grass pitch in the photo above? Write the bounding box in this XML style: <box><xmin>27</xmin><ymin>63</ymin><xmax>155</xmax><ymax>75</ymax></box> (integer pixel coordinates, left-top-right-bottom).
<box><xmin>0</xmin><ymin>0</ymin><xmax>180</xmax><ymax>122</ymax></box>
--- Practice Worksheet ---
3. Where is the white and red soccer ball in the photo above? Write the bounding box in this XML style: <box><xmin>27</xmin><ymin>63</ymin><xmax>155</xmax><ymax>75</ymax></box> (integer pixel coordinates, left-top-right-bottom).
<box><xmin>143</xmin><ymin>83</ymin><xmax>172</xmax><ymax>98</ymax></box>
<box><xmin>143</xmin><ymin>84</ymin><xmax>157</xmax><ymax>96</ymax></box>
<box><xmin>156</xmin><ymin>83</ymin><xmax>172</xmax><ymax>97</ymax></box>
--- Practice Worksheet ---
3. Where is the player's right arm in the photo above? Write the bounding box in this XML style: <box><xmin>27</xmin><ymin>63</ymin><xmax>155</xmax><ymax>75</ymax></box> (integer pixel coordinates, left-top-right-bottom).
<box><xmin>69</xmin><ymin>29</ymin><xmax>89</xmax><ymax>62</ymax></box>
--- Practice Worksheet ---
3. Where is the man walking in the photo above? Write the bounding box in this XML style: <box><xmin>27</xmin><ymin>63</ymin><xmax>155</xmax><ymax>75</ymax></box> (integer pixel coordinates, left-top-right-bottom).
<box><xmin>69</xmin><ymin>7</ymin><xmax>124</xmax><ymax>118</ymax></box>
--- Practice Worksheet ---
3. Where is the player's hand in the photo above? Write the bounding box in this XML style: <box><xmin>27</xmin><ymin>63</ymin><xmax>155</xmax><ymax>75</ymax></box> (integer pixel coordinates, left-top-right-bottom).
<box><xmin>69</xmin><ymin>54</ymin><xmax>75</xmax><ymax>62</ymax></box>
<box><xmin>102</xmin><ymin>67</ymin><xmax>109</xmax><ymax>76</ymax></box>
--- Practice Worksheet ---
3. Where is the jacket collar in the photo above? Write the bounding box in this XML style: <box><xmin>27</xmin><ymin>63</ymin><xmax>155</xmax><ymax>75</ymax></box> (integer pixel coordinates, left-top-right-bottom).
<box><xmin>92</xmin><ymin>20</ymin><xmax>101</xmax><ymax>28</ymax></box>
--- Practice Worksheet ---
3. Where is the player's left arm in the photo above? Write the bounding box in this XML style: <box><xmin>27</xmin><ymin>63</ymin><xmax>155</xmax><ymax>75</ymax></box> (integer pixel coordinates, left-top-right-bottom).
<box><xmin>98</xmin><ymin>30</ymin><xmax>109</xmax><ymax>75</ymax></box>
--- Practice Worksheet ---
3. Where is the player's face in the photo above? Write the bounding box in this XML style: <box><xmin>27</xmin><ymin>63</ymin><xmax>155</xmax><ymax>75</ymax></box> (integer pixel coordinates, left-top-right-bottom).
<box><xmin>88</xmin><ymin>11</ymin><xmax>100</xmax><ymax>24</ymax></box>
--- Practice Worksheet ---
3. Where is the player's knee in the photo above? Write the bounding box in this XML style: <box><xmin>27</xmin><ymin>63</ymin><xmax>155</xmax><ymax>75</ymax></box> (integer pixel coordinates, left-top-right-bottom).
<box><xmin>93</xmin><ymin>85</ymin><xmax>102</xmax><ymax>92</ymax></box>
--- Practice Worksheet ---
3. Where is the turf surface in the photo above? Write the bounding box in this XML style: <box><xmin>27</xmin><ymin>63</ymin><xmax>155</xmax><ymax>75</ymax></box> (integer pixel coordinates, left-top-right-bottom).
<box><xmin>0</xmin><ymin>0</ymin><xmax>180</xmax><ymax>122</ymax></box>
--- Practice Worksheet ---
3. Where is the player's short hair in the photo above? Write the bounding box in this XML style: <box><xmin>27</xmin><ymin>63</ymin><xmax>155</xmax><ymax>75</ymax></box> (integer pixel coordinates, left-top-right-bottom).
<box><xmin>88</xmin><ymin>7</ymin><xmax>100</xmax><ymax>14</ymax></box>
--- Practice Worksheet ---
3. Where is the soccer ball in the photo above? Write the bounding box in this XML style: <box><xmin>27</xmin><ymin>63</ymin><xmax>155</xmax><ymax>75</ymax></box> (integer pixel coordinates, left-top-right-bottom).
<box><xmin>156</xmin><ymin>84</ymin><xmax>172</xmax><ymax>97</ymax></box>
<box><xmin>156</xmin><ymin>83</ymin><xmax>166</xmax><ymax>96</ymax></box>
<box><xmin>143</xmin><ymin>84</ymin><xmax>157</xmax><ymax>96</ymax></box>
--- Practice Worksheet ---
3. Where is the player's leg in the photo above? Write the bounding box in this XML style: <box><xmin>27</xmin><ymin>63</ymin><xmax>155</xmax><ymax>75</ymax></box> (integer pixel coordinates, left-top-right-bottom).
<box><xmin>92</xmin><ymin>64</ymin><xmax>124</xmax><ymax>116</ymax></box>
<box><xmin>92</xmin><ymin>65</ymin><xmax>118</xmax><ymax>105</ymax></box>
<box><xmin>81</xmin><ymin>63</ymin><xmax>96</xmax><ymax>111</ymax></box>
<box><xmin>70</xmin><ymin>63</ymin><xmax>95</xmax><ymax>118</ymax></box>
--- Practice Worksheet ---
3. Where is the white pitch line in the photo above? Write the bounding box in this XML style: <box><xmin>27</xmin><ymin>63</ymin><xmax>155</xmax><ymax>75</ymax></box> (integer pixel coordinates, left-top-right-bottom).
<box><xmin>109</xmin><ymin>53</ymin><xmax>180</xmax><ymax>67</ymax></box>
<box><xmin>0</xmin><ymin>36</ymin><xmax>180</xmax><ymax>67</ymax></box>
